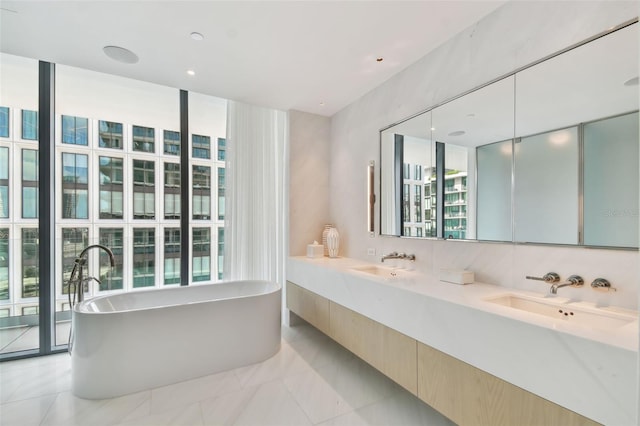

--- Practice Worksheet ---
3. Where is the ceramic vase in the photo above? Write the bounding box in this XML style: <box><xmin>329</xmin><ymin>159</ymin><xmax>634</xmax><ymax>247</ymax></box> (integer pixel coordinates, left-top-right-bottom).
<box><xmin>327</xmin><ymin>227</ymin><xmax>340</xmax><ymax>258</ymax></box>
<box><xmin>322</xmin><ymin>224</ymin><xmax>333</xmax><ymax>256</ymax></box>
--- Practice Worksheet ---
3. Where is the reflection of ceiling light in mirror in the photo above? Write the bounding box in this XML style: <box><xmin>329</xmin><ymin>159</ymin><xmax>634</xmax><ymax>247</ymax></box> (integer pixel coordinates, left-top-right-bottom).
<box><xmin>187</xmin><ymin>70</ymin><xmax>195</xmax><ymax>76</ymax></box>
<box><xmin>500</xmin><ymin>143</ymin><xmax>512</xmax><ymax>155</ymax></box>
<box><xmin>549</xmin><ymin>130</ymin><xmax>572</xmax><ymax>146</ymax></box>
<box><xmin>448</xmin><ymin>130</ymin><xmax>465</xmax><ymax>137</ymax></box>
<box><xmin>623</xmin><ymin>76</ymin><xmax>638</xmax><ymax>86</ymax></box>
<box><xmin>431</xmin><ymin>127</ymin><xmax>435</xmax><ymax>131</ymax></box>
<box><xmin>103</xmin><ymin>46</ymin><xmax>139</xmax><ymax>64</ymax></box>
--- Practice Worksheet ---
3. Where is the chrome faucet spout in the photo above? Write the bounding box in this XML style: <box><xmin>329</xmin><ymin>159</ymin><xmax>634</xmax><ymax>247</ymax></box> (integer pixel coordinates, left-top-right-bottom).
<box><xmin>67</xmin><ymin>244</ymin><xmax>116</xmax><ymax>355</ymax></box>
<box><xmin>78</xmin><ymin>244</ymin><xmax>115</xmax><ymax>267</ymax></box>
<box><xmin>549</xmin><ymin>275</ymin><xmax>584</xmax><ymax>295</ymax></box>
<box><xmin>381</xmin><ymin>251</ymin><xmax>416</xmax><ymax>262</ymax></box>
<box><xmin>381</xmin><ymin>252</ymin><xmax>399</xmax><ymax>262</ymax></box>
<box><xmin>68</xmin><ymin>244</ymin><xmax>116</xmax><ymax>305</ymax></box>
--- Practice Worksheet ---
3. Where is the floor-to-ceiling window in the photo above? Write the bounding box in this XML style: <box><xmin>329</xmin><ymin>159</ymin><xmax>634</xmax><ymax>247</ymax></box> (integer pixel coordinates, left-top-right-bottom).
<box><xmin>188</xmin><ymin>92</ymin><xmax>226</xmax><ymax>286</ymax></box>
<box><xmin>0</xmin><ymin>55</ymin><xmax>228</xmax><ymax>358</ymax></box>
<box><xmin>0</xmin><ymin>54</ymin><xmax>40</xmax><ymax>354</ymax></box>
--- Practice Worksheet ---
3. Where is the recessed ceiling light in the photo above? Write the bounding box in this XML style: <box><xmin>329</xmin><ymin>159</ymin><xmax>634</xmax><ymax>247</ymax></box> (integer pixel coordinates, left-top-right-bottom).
<box><xmin>448</xmin><ymin>130</ymin><xmax>466</xmax><ymax>137</ymax></box>
<box><xmin>103</xmin><ymin>46</ymin><xmax>139</xmax><ymax>64</ymax></box>
<box><xmin>466</xmin><ymin>113</ymin><xmax>475</xmax><ymax>117</ymax></box>
<box><xmin>623</xmin><ymin>76</ymin><xmax>638</xmax><ymax>86</ymax></box>
<box><xmin>190</xmin><ymin>32</ymin><xmax>204</xmax><ymax>41</ymax></box>
<box><xmin>376</xmin><ymin>57</ymin><xmax>384</xmax><ymax>62</ymax></box>
<box><xmin>187</xmin><ymin>70</ymin><xmax>196</xmax><ymax>76</ymax></box>
<box><xmin>431</xmin><ymin>127</ymin><xmax>435</xmax><ymax>131</ymax></box>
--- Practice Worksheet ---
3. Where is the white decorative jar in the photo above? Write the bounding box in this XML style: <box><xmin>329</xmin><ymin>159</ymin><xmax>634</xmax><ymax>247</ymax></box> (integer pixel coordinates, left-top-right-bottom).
<box><xmin>322</xmin><ymin>224</ymin><xmax>333</xmax><ymax>256</ymax></box>
<box><xmin>326</xmin><ymin>227</ymin><xmax>340</xmax><ymax>258</ymax></box>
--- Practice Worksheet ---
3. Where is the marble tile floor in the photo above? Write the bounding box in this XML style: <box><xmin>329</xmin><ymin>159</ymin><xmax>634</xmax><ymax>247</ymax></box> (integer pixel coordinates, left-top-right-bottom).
<box><xmin>0</xmin><ymin>323</ymin><xmax>455</xmax><ymax>426</ymax></box>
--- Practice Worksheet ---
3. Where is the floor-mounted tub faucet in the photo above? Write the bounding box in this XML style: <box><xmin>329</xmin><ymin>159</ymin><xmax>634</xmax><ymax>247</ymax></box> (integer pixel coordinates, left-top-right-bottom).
<box><xmin>68</xmin><ymin>244</ymin><xmax>116</xmax><ymax>305</ymax></box>
<box><xmin>67</xmin><ymin>244</ymin><xmax>115</xmax><ymax>354</ymax></box>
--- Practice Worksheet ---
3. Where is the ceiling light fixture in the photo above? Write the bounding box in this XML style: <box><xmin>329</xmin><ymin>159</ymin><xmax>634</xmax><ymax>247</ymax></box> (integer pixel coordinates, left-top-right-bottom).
<box><xmin>187</xmin><ymin>70</ymin><xmax>196</xmax><ymax>76</ymax></box>
<box><xmin>103</xmin><ymin>46</ymin><xmax>139</xmax><ymax>64</ymax></box>
<box><xmin>190</xmin><ymin>32</ymin><xmax>204</xmax><ymax>41</ymax></box>
<box><xmin>448</xmin><ymin>130</ymin><xmax>466</xmax><ymax>137</ymax></box>
<box><xmin>623</xmin><ymin>76</ymin><xmax>638</xmax><ymax>86</ymax></box>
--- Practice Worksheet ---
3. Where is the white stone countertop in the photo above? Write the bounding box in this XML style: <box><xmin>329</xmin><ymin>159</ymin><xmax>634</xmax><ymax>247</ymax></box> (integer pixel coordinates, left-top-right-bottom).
<box><xmin>287</xmin><ymin>256</ymin><xmax>639</xmax><ymax>426</ymax></box>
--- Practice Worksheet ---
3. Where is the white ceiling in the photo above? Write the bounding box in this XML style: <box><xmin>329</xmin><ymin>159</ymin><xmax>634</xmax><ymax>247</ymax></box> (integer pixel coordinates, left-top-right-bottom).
<box><xmin>0</xmin><ymin>1</ymin><xmax>506</xmax><ymax>116</ymax></box>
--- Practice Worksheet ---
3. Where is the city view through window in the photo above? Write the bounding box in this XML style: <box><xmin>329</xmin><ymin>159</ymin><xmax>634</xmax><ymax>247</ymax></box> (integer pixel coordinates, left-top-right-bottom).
<box><xmin>0</xmin><ymin>55</ymin><xmax>227</xmax><ymax>355</ymax></box>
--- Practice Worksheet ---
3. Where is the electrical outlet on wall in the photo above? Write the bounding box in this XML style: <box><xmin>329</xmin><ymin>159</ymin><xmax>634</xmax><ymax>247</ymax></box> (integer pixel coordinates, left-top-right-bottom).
<box><xmin>367</xmin><ymin>248</ymin><xmax>376</xmax><ymax>256</ymax></box>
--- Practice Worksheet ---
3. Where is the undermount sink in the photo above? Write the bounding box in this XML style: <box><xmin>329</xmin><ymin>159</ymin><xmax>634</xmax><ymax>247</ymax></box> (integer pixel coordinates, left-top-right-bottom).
<box><xmin>350</xmin><ymin>265</ymin><xmax>408</xmax><ymax>278</ymax></box>
<box><xmin>486</xmin><ymin>294</ymin><xmax>638</xmax><ymax>330</ymax></box>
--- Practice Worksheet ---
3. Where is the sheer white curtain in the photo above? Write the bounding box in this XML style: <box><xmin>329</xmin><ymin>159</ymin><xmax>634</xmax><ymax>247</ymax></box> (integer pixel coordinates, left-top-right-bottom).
<box><xmin>223</xmin><ymin>101</ymin><xmax>288</xmax><ymax>284</ymax></box>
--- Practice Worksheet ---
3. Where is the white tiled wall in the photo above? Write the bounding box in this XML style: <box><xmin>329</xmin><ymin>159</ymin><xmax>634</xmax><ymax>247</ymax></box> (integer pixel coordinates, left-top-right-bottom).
<box><xmin>288</xmin><ymin>110</ymin><xmax>331</xmax><ymax>256</ymax></box>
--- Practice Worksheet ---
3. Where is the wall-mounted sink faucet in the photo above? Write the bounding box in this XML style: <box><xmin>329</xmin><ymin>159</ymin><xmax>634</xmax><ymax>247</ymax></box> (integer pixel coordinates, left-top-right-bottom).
<box><xmin>591</xmin><ymin>278</ymin><xmax>616</xmax><ymax>292</ymax></box>
<box><xmin>549</xmin><ymin>275</ymin><xmax>584</xmax><ymax>294</ymax></box>
<box><xmin>381</xmin><ymin>252</ymin><xmax>416</xmax><ymax>262</ymax></box>
<box><xmin>525</xmin><ymin>272</ymin><xmax>560</xmax><ymax>283</ymax></box>
<box><xmin>526</xmin><ymin>272</ymin><xmax>584</xmax><ymax>294</ymax></box>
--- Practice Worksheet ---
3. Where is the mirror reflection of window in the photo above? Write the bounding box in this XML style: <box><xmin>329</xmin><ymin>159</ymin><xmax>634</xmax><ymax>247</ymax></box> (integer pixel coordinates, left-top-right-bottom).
<box><xmin>443</xmin><ymin>144</ymin><xmax>469</xmax><ymax>240</ymax></box>
<box><xmin>379</xmin><ymin>23</ymin><xmax>637</xmax><ymax>248</ymax></box>
<box><xmin>402</xmin><ymin>136</ymin><xmax>433</xmax><ymax>237</ymax></box>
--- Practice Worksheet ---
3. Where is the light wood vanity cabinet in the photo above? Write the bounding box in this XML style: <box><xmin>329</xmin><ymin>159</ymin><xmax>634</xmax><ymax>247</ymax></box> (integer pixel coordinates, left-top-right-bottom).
<box><xmin>285</xmin><ymin>281</ymin><xmax>598</xmax><ymax>425</ymax></box>
<box><xmin>327</xmin><ymin>302</ymin><xmax>384</xmax><ymax>369</ymax></box>
<box><xmin>417</xmin><ymin>343</ymin><xmax>599</xmax><ymax>426</ymax></box>
<box><xmin>286</xmin><ymin>281</ymin><xmax>417</xmax><ymax>394</ymax></box>
<box><xmin>328</xmin><ymin>301</ymin><xmax>417</xmax><ymax>394</ymax></box>
<box><xmin>286</xmin><ymin>280</ymin><xmax>330</xmax><ymax>335</ymax></box>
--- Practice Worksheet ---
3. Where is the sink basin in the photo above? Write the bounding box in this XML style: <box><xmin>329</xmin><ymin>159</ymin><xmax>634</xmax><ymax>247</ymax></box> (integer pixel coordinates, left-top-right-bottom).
<box><xmin>486</xmin><ymin>294</ymin><xmax>637</xmax><ymax>330</ymax></box>
<box><xmin>350</xmin><ymin>265</ymin><xmax>408</xmax><ymax>279</ymax></box>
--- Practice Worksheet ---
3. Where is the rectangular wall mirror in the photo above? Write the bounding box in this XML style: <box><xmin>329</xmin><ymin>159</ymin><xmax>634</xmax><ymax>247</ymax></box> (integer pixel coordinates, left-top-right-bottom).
<box><xmin>379</xmin><ymin>21</ymin><xmax>638</xmax><ymax>249</ymax></box>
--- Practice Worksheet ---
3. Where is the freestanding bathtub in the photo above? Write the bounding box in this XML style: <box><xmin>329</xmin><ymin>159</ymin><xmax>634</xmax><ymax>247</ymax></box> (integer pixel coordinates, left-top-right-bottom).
<box><xmin>71</xmin><ymin>280</ymin><xmax>281</xmax><ymax>399</ymax></box>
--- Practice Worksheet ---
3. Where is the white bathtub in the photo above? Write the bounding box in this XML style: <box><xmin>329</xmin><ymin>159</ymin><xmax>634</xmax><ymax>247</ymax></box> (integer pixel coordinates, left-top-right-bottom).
<box><xmin>71</xmin><ymin>280</ymin><xmax>281</xmax><ymax>399</ymax></box>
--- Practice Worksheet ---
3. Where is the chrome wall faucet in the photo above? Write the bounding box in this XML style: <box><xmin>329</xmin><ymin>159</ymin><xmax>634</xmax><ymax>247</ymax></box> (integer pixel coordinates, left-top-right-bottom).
<box><xmin>525</xmin><ymin>272</ymin><xmax>560</xmax><ymax>283</ymax></box>
<box><xmin>549</xmin><ymin>275</ymin><xmax>584</xmax><ymax>294</ymax></box>
<box><xmin>381</xmin><ymin>252</ymin><xmax>416</xmax><ymax>262</ymax></box>
<box><xmin>526</xmin><ymin>272</ymin><xmax>584</xmax><ymax>294</ymax></box>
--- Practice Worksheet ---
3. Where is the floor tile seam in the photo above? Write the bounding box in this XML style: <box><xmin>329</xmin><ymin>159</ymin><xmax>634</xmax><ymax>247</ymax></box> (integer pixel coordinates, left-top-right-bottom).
<box><xmin>202</xmin><ymin>381</ymin><xmax>261</xmax><ymax>426</ymax></box>
<box><xmin>0</xmin><ymin>386</ymin><xmax>60</xmax><ymax>406</ymax></box>
<box><xmin>36</xmin><ymin>391</ymin><xmax>60</xmax><ymax>426</ymax></box>
<box><xmin>282</xmin><ymin>376</ymin><xmax>355</xmax><ymax>426</ymax></box>
<box><xmin>320</xmin><ymin>391</ymin><xmax>399</xmax><ymax>425</ymax></box>
<box><xmin>280</xmin><ymin>375</ymin><xmax>328</xmax><ymax>426</ymax></box>
<box><xmin>38</xmin><ymin>390</ymin><xmax>119</xmax><ymax>425</ymax></box>
<box><xmin>148</xmin><ymin>371</ymin><xmax>242</xmax><ymax>418</ymax></box>
<box><xmin>111</xmin><ymin>392</ymin><xmax>153</xmax><ymax>424</ymax></box>
<box><xmin>190</xmin><ymin>370</ymin><xmax>246</xmax><ymax>409</ymax></box>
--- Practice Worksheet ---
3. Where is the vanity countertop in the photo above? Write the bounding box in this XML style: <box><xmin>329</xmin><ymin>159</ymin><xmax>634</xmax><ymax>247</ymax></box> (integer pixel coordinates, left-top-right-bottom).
<box><xmin>287</xmin><ymin>255</ymin><xmax>639</xmax><ymax>426</ymax></box>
